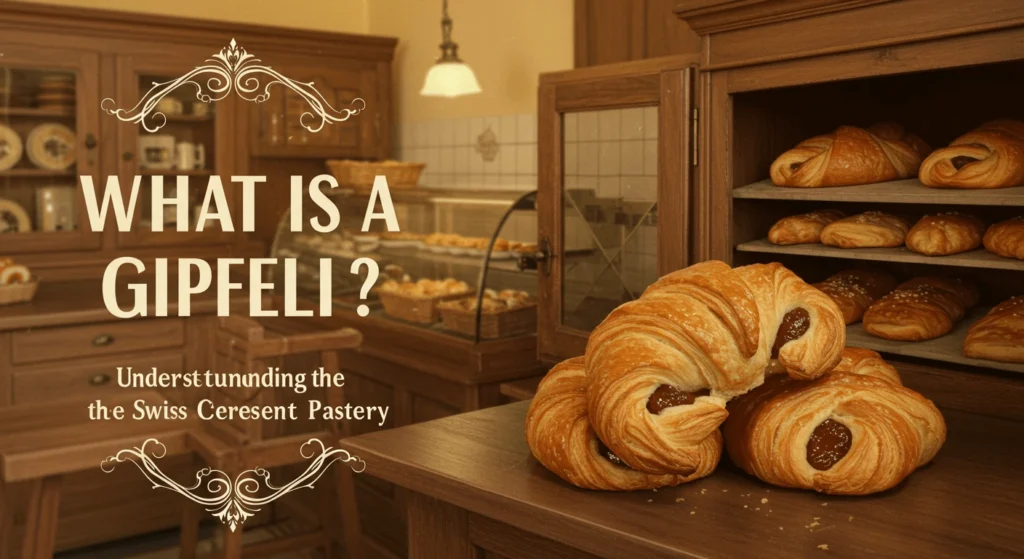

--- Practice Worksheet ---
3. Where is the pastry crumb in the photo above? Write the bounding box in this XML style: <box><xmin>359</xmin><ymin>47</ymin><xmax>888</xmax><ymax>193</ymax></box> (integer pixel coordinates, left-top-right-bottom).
<box><xmin>690</xmin><ymin>511</ymin><xmax>696</xmax><ymax>515</ymax></box>
<box><xmin>779</xmin><ymin>527</ymin><xmax>784</xmax><ymax>531</ymax></box>
<box><xmin>818</xmin><ymin>544</ymin><xmax>829</xmax><ymax>551</ymax></box>
<box><xmin>700</xmin><ymin>488</ymin><xmax>707</xmax><ymax>494</ymax></box>
<box><xmin>813</xmin><ymin>517</ymin><xmax>820</xmax><ymax>521</ymax></box>
<box><xmin>761</xmin><ymin>497</ymin><xmax>769</xmax><ymax>504</ymax></box>
<box><xmin>744</xmin><ymin>505</ymin><xmax>748</xmax><ymax>509</ymax></box>
<box><xmin>848</xmin><ymin>516</ymin><xmax>854</xmax><ymax>522</ymax></box>
<box><xmin>755</xmin><ymin>507</ymin><xmax>761</xmax><ymax>511</ymax></box>
<box><xmin>647</xmin><ymin>499</ymin><xmax>653</xmax><ymax>503</ymax></box>
<box><xmin>821</xmin><ymin>502</ymin><xmax>828</xmax><ymax>507</ymax></box>
<box><xmin>676</xmin><ymin>497</ymin><xmax>685</xmax><ymax>503</ymax></box>
<box><xmin>809</xmin><ymin>521</ymin><xmax>821</xmax><ymax>529</ymax></box>
<box><xmin>652</xmin><ymin>488</ymin><xmax>658</xmax><ymax>492</ymax></box>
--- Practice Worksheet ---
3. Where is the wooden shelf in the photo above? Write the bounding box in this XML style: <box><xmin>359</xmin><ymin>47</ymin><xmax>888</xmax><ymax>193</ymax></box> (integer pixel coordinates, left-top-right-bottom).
<box><xmin>847</xmin><ymin>308</ymin><xmax>1024</xmax><ymax>374</ymax></box>
<box><xmin>0</xmin><ymin>168</ymin><xmax>74</xmax><ymax>177</ymax></box>
<box><xmin>732</xmin><ymin>178</ymin><xmax>1024</xmax><ymax>207</ymax></box>
<box><xmin>0</xmin><ymin>107</ymin><xmax>74</xmax><ymax>118</ymax></box>
<box><xmin>736</xmin><ymin>238</ymin><xmax>1024</xmax><ymax>271</ymax></box>
<box><xmin>139</xmin><ymin>169</ymin><xmax>213</xmax><ymax>176</ymax></box>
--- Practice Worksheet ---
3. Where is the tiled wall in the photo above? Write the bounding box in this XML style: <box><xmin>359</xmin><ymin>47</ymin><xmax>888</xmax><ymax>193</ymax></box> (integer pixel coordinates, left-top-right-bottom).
<box><xmin>562</xmin><ymin>106</ymin><xmax>659</xmax><ymax>202</ymax></box>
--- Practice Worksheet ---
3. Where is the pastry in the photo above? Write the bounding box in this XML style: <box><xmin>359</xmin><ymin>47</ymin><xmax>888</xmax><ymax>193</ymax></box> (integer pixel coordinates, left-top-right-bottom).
<box><xmin>820</xmin><ymin>211</ymin><xmax>911</xmax><ymax>248</ymax></box>
<box><xmin>0</xmin><ymin>264</ymin><xmax>30</xmax><ymax>284</ymax></box>
<box><xmin>983</xmin><ymin>217</ymin><xmax>1024</xmax><ymax>260</ymax></box>
<box><xmin>767</xmin><ymin>210</ymin><xmax>845</xmax><ymax>245</ymax></box>
<box><xmin>526</xmin><ymin>261</ymin><xmax>846</xmax><ymax>490</ymax></box>
<box><xmin>862</xmin><ymin>277</ymin><xmax>979</xmax><ymax>341</ymax></box>
<box><xmin>905</xmin><ymin>213</ymin><xmax>986</xmax><ymax>256</ymax></box>
<box><xmin>770</xmin><ymin>123</ymin><xmax>930</xmax><ymax>188</ymax></box>
<box><xmin>724</xmin><ymin>348</ymin><xmax>946</xmax><ymax>495</ymax></box>
<box><xmin>813</xmin><ymin>269</ymin><xmax>898</xmax><ymax>325</ymax></box>
<box><xmin>378</xmin><ymin>277</ymin><xmax>470</xmax><ymax>298</ymax></box>
<box><xmin>919</xmin><ymin>120</ymin><xmax>1024</xmax><ymax>189</ymax></box>
<box><xmin>964</xmin><ymin>296</ymin><xmax>1024</xmax><ymax>364</ymax></box>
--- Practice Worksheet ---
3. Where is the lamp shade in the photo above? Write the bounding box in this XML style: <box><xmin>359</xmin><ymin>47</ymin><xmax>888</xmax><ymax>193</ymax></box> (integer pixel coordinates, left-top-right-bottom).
<box><xmin>420</xmin><ymin>61</ymin><xmax>481</xmax><ymax>98</ymax></box>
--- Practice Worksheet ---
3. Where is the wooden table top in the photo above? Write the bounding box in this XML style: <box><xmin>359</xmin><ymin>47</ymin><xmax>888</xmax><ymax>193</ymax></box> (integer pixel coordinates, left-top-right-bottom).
<box><xmin>344</xmin><ymin>401</ymin><xmax>1024</xmax><ymax>559</ymax></box>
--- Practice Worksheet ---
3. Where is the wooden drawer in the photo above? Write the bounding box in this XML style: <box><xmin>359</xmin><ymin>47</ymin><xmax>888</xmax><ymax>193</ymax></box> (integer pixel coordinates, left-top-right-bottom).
<box><xmin>11</xmin><ymin>319</ymin><xmax>185</xmax><ymax>365</ymax></box>
<box><xmin>12</xmin><ymin>351</ymin><xmax>185</xmax><ymax>405</ymax></box>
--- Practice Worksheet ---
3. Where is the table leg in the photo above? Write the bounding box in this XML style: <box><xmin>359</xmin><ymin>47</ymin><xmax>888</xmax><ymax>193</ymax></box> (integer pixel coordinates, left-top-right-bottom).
<box><xmin>407</xmin><ymin>492</ymin><xmax>473</xmax><ymax>559</ymax></box>
<box><xmin>20</xmin><ymin>476</ymin><xmax>61</xmax><ymax>559</ymax></box>
<box><xmin>334</xmin><ymin>463</ymin><xmax>363</xmax><ymax>559</ymax></box>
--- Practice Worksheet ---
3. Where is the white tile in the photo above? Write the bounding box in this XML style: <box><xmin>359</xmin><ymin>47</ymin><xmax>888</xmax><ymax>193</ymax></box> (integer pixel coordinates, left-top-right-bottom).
<box><xmin>578</xmin><ymin>142</ymin><xmax>599</xmax><ymax>176</ymax></box>
<box><xmin>439</xmin><ymin>148</ymin><xmax>454</xmax><ymax>174</ymax></box>
<box><xmin>500</xmin><ymin>114</ymin><xmax>518</xmax><ymax>145</ymax></box>
<box><xmin>426</xmin><ymin>147</ymin><xmax>440</xmax><ymax>171</ymax></box>
<box><xmin>438</xmin><ymin>119</ymin><xmax>455</xmax><ymax>146</ymax></box>
<box><xmin>501</xmin><ymin>145</ymin><xmax>518</xmax><ymax>174</ymax></box>
<box><xmin>500</xmin><ymin>175</ymin><xmax>518</xmax><ymax>188</ymax></box>
<box><xmin>564</xmin><ymin>113</ymin><xmax>578</xmax><ymax>142</ymax></box>
<box><xmin>564</xmin><ymin>175</ymin><xmax>579</xmax><ymax>189</ymax></box>
<box><xmin>483</xmin><ymin>151</ymin><xmax>501</xmax><ymax>175</ymax></box>
<box><xmin>454</xmin><ymin>147</ymin><xmax>470</xmax><ymax>175</ymax></box>
<box><xmin>517</xmin><ymin>114</ymin><xmax>537</xmax><ymax>144</ymax></box>
<box><xmin>622</xmin><ymin>176</ymin><xmax>657</xmax><ymax>202</ymax></box>
<box><xmin>598</xmin><ymin>141</ymin><xmax>621</xmax><ymax>176</ymax></box>
<box><xmin>517</xmin><ymin>174</ymin><xmax>538</xmax><ymax>190</ymax></box>
<box><xmin>484</xmin><ymin>174</ymin><xmax>501</xmax><ymax>187</ymax></box>
<box><xmin>469</xmin><ymin>117</ymin><xmax>485</xmax><ymax>143</ymax></box>
<box><xmin>425</xmin><ymin>121</ymin><xmax>440</xmax><ymax>146</ymax></box>
<box><xmin>469</xmin><ymin>175</ymin><xmax>484</xmax><ymax>187</ymax></box>
<box><xmin>576</xmin><ymin>175</ymin><xmax>598</xmax><ymax>194</ymax></box>
<box><xmin>438</xmin><ymin>174</ymin><xmax>453</xmax><ymax>186</ymax></box>
<box><xmin>598</xmin><ymin>110</ymin><xmax>621</xmax><ymax>140</ymax></box>
<box><xmin>413</xmin><ymin>122</ymin><xmax>428</xmax><ymax>148</ymax></box>
<box><xmin>578</xmin><ymin>112</ymin><xmax>599</xmax><ymax>142</ymax></box>
<box><xmin>483</xmin><ymin>117</ymin><xmax>501</xmax><ymax>143</ymax></box>
<box><xmin>643</xmin><ymin>140</ymin><xmax>658</xmax><ymax>176</ymax></box>
<box><xmin>469</xmin><ymin>147</ymin><xmax>485</xmax><ymax>174</ymax></box>
<box><xmin>644</xmin><ymin>107</ymin><xmax>658</xmax><ymax>139</ymax></box>
<box><xmin>564</xmin><ymin>143</ymin><xmax>578</xmax><ymax>175</ymax></box>
<box><xmin>517</xmin><ymin>144</ymin><xmax>536</xmax><ymax>175</ymax></box>
<box><xmin>621</xmin><ymin>141</ymin><xmax>644</xmax><ymax>175</ymax></box>
<box><xmin>621</xmin><ymin>108</ymin><xmax>645</xmax><ymax>141</ymax></box>
<box><xmin>454</xmin><ymin>118</ymin><xmax>470</xmax><ymax>146</ymax></box>
<box><xmin>597</xmin><ymin>176</ymin><xmax>620</xmax><ymax>199</ymax></box>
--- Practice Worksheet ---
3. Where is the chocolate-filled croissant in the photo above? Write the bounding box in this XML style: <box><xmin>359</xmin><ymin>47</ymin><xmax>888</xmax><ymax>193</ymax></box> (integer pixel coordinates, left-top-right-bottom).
<box><xmin>724</xmin><ymin>348</ymin><xmax>946</xmax><ymax>496</ymax></box>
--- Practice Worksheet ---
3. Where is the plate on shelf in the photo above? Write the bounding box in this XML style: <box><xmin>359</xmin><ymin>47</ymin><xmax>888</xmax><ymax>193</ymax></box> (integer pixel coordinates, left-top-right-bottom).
<box><xmin>0</xmin><ymin>125</ymin><xmax>23</xmax><ymax>172</ymax></box>
<box><xmin>449</xmin><ymin>247</ymin><xmax>471</xmax><ymax>256</ymax></box>
<box><xmin>489</xmin><ymin>251</ymin><xmax>515</xmax><ymax>260</ymax></box>
<box><xmin>26</xmin><ymin>123</ymin><xmax>76</xmax><ymax>171</ymax></box>
<box><xmin>0</xmin><ymin>198</ymin><xmax>31</xmax><ymax>233</ymax></box>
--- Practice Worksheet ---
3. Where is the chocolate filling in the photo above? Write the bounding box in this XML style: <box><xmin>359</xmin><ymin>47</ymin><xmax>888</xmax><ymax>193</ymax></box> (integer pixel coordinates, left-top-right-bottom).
<box><xmin>789</xmin><ymin>162</ymin><xmax>802</xmax><ymax>171</ymax></box>
<box><xmin>772</xmin><ymin>308</ymin><xmax>811</xmax><ymax>358</ymax></box>
<box><xmin>806</xmin><ymin>419</ymin><xmax>852</xmax><ymax>471</ymax></box>
<box><xmin>597</xmin><ymin>440</ymin><xmax>628</xmax><ymax>468</ymax></box>
<box><xmin>951</xmin><ymin>155</ymin><xmax>979</xmax><ymax>170</ymax></box>
<box><xmin>646</xmin><ymin>385</ymin><xmax>711</xmax><ymax>414</ymax></box>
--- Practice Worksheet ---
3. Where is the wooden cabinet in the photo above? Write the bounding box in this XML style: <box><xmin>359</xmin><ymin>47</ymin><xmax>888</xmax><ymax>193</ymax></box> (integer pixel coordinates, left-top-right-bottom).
<box><xmin>536</xmin><ymin>56</ymin><xmax>698</xmax><ymax>362</ymax></box>
<box><xmin>574</xmin><ymin>0</ymin><xmax>698</xmax><ymax>67</ymax></box>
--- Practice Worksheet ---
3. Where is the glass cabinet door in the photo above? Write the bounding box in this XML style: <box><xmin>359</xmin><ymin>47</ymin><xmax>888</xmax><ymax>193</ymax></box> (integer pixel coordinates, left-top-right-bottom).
<box><xmin>0</xmin><ymin>45</ymin><xmax>101</xmax><ymax>253</ymax></box>
<box><xmin>113</xmin><ymin>50</ymin><xmax>237</xmax><ymax>248</ymax></box>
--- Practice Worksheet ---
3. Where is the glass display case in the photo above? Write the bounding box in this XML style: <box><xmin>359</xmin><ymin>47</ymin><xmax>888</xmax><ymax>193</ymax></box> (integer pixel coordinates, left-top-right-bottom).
<box><xmin>268</xmin><ymin>187</ymin><xmax>540</xmax><ymax>341</ymax></box>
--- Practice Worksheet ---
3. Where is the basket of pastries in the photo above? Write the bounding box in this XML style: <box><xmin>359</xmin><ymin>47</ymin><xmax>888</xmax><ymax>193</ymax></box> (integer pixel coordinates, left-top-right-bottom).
<box><xmin>326</xmin><ymin>159</ymin><xmax>425</xmax><ymax>193</ymax></box>
<box><xmin>0</xmin><ymin>258</ymin><xmax>37</xmax><ymax>305</ymax></box>
<box><xmin>376</xmin><ymin>276</ymin><xmax>472</xmax><ymax>324</ymax></box>
<box><xmin>438</xmin><ymin>289</ymin><xmax>537</xmax><ymax>339</ymax></box>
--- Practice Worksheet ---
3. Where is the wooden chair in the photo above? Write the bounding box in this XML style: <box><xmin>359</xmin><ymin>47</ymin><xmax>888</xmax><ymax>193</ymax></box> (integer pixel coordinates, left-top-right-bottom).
<box><xmin>181</xmin><ymin>316</ymin><xmax>365</xmax><ymax>559</ymax></box>
<box><xmin>0</xmin><ymin>391</ymin><xmax>200</xmax><ymax>559</ymax></box>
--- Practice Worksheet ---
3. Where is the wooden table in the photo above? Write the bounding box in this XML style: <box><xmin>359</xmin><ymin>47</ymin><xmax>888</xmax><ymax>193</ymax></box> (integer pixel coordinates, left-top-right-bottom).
<box><xmin>343</xmin><ymin>401</ymin><xmax>1024</xmax><ymax>559</ymax></box>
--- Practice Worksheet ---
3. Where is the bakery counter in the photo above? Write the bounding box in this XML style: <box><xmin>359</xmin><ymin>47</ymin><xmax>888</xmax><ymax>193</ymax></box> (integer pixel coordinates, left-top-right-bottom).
<box><xmin>343</xmin><ymin>401</ymin><xmax>1024</xmax><ymax>559</ymax></box>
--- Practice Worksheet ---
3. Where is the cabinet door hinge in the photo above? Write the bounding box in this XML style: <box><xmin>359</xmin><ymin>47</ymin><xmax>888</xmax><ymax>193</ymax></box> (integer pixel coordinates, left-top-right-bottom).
<box><xmin>691</xmin><ymin>107</ymin><xmax>699</xmax><ymax>167</ymax></box>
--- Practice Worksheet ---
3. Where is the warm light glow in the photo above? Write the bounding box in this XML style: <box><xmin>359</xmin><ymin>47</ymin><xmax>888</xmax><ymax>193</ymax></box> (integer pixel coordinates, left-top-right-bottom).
<box><xmin>420</xmin><ymin>62</ymin><xmax>482</xmax><ymax>98</ymax></box>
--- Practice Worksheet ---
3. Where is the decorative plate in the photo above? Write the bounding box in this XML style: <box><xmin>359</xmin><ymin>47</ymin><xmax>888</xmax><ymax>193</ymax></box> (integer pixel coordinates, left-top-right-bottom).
<box><xmin>0</xmin><ymin>198</ymin><xmax>31</xmax><ymax>233</ymax></box>
<box><xmin>0</xmin><ymin>125</ymin><xmax>23</xmax><ymax>172</ymax></box>
<box><xmin>26</xmin><ymin>123</ymin><xmax>76</xmax><ymax>171</ymax></box>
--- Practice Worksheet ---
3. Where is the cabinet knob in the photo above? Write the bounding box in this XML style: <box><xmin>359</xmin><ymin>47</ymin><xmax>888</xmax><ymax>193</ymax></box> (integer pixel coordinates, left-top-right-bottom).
<box><xmin>89</xmin><ymin>374</ymin><xmax>112</xmax><ymax>386</ymax></box>
<box><xmin>84</xmin><ymin>133</ymin><xmax>97</xmax><ymax>150</ymax></box>
<box><xmin>519</xmin><ymin>239</ymin><xmax>552</xmax><ymax>273</ymax></box>
<box><xmin>122</xmin><ymin>151</ymin><xmax>134</xmax><ymax>162</ymax></box>
<box><xmin>92</xmin><ymin>334</ymin><xmax>115</xmax><ymax>347</ymax></box>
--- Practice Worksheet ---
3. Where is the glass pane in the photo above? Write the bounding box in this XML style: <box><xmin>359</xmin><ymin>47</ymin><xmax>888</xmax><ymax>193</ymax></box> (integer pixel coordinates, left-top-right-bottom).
<box><xmin>561</xmin><ymin>107</ymin><xmax>659</xmax><ymax>331</ymax></box>
<box><xmin>136</xmin><ymin>73</ymin><xmax>216</xmax><ymax>230</ymax></box>
<box><xmin>0</xmin><ymin>67</ymin><xmax>79</xmax><ymax>236</ymax></box>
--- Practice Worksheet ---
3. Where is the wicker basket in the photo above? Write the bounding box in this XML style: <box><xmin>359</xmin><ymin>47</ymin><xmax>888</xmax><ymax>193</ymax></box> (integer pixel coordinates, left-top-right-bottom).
<box><xmin>0</xmin><ymin>278</ymin><xmax>39</xmax><ymax>305</ymax></box>
<box><xmin>438</xmin><ymin>297</ymin><xmax>538</xmax><ymax>339</ymax></box>
<box><xmin>378</xmin><ymin>290</ymin><xmax>467</xmax><ymax>324</ymax></box>
<box><xmin>326</xmin><ymin>160</ymin><xmax>425</xmax><ymax>193</ymax></box>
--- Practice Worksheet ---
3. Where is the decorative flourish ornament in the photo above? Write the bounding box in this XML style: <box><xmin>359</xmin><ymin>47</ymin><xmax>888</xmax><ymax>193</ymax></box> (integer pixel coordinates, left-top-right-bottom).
<box><xmin>101</xmin><ymin>438</ymin><xmax>365</xmax><ymax>531</ymax></box>
<box><xmin>101</xmin><ymin>39</ymin><xmax>365</xmax><ymax>133</ymax></box>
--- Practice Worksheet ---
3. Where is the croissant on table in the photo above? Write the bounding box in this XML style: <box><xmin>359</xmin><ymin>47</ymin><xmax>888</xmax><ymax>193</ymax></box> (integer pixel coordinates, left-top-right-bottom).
<box><xmin>770</xmin><ymin>123</ymin><xmax>930</xmax><ymax>188</ymax></box>
<box><xmin>724</xmin><ymin>347</ymin><xmax>946</xmax><ymax>496</ymax></box>
<box><xmin>964</xmin><ymin>296</ymin><xmax>1024</xmax><ymax>364</ymax></box>
<box><xmin>919</xmin><ymin>120</ymin><xmax>1024</xmax><ymax>189</ymax></box>
<box><xmin>862</xmin><ymin>277</ymin><xmax>979</xmax><ymax>341</ymax></box>
<box><xmin>526</xmin><ymin>260</ymin><xmax>846</xmax><ymax>490</ymax></box>
<box><xmin>813</xmin><ymin>269</ymin><xmax>898</xmax><ymax>325</ymax></box>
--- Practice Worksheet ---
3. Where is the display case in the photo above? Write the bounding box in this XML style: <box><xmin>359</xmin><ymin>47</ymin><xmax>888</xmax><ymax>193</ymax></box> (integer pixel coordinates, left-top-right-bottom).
<box><xmin>268</xmin><ymin>187</ymin><xmax>540</xmax><ymax>341</ymax></box>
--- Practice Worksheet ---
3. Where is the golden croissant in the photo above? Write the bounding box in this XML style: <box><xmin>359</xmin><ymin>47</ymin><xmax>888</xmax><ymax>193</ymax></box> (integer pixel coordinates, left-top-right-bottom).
<box><xmin>526</xmin><ymin>261</ymin><xmax>846</xmax><ymax>490</ymax></box>
<box><xmin>919</xmin><ymin>120</ymin><xmax>1024</xmax><ymax>189</ymax></box>
<box><xmin>724</xmin><ymin>347</ymin><xmax>946</xmax><ymax>495</ymax></box>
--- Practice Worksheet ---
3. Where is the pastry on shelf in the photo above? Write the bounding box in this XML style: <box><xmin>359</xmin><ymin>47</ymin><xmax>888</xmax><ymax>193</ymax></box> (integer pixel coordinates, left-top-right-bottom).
<box><xmin>964</xmin><ymin>296</ymin><xmax>1024</xmax><ymax>364</ymax></box>
<box><xmin>905</xmin><ymin>212</ymin><xmax>986</xmax><ymax>256</ymax></box>
<box><xmin>0</xmin><ymin>258</ymin><xmax>37</xmax><ymax>305</ymax></box>
<box><xmin>819</xmin><ymin>211</ymin><xmax>911</xmax><ymax>248</ymax></box>
<box><xmin>510</xmin><ymin>241</ymin><xmax>539</xmax><ymax>254</ymax></box>
<box><xmin>724</xmin><ymin>347</ymin><xmax>946</xmax><ymax>496</ymax></box>
<box><xmin>983</xmin><ymin>216</ymin><xmax>1024</xmax><ymax>260</ymax></box>
<box><xmin>813</xmin><ymin>269</ymin><xmax>898</xmax><ymax>324</ymax></box>
<box><xmin>378</xmin><ymin>277</ymin><xmax>470</xmax><ymax>298</ymax></box>
<box><xmin>767</xmin><ymin>209</ymin><xmax>845</xmax><ymax>245</ymax></box>
<box><xmin>0</xmin><ymin>258</ymin><xmax>30</xmax><ymax>284</ymax></box>
<box><xmin>919</xmin><ymin>120</ymin><xmax>1024</xmax><ymax>189</ymax></box>
<box><xmin>769</xmin><ymin>123</ymin><xmax>930</xmax><ymax>188</ymax></box>
<box><xmin>862</xmin><ymin>276</ymin><xmax>978</xmax><ymax>341</ymax></box>
<box><xmin>525</xmin><ymin>260</ymin><xmax>846</xmax><ymax>490</ymax></box>
<box><xmin>442</xmin><ymin>289</ymin><xmax>534</xmax><ymax>313</ymax></box>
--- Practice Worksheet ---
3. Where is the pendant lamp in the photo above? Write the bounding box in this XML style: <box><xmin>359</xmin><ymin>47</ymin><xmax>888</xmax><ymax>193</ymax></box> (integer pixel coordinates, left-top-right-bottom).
<box><xmin>420</xmin><ymin>0</ymin><xmax>481</xmax><ymax>98</ymax></box>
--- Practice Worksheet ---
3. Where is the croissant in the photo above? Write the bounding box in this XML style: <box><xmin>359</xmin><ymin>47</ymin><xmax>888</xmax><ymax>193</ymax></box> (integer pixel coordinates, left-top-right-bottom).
<box><xmin>724</xmin><ymin>347</ymin><xmax>946</xmax><ymax>495</ymax></box>
<box><xmin>964</xmin><ymin>296</ymin><xmax>1024</xmax><ymax>364</ymax></box>
<box><xmin>813</xmin><ymin>269</ymin><xmax>898</xmax><ymax>325</ymax></box>
<box><xmin>767</xmin><ymin>210</ymin><xmax>845</xmax><ymax>245</ymax></box>
<box><xmin>862</xmin><ymin>277</ymin><xmax>979</xmax><ymax>341</ymax></box>
<box><xmin>919</xmin><ymin>120</ymin><xmax>1024</xmax><ymax>189</ymax></box>
<box><xmin>770</xmin><ymin>123</ymin><xmax>930</xmax><ymax>188</ymax></box>
<box><xmin>983</xmin><ymin>217</ymin><xmax>1024</xmax><ymax>260</ymax></box>
<box><xmin>905</xmin><ymin>213</ymin><xmax>986</xmax><ymax>256</ymax></box>
<box><xmin>820</xmin><ymin>211</ymin><xmax>911</xmax><ymax>248</ymax></box>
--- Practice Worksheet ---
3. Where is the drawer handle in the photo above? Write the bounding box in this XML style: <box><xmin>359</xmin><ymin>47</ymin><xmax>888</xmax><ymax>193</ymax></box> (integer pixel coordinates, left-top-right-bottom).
<box><xmin>89</xmin><ymin>374</ymin><xmax>112</xmax><ymax>386</ymax></box>
<box><xmin>93</xmin><ymin>334</ymin><xmax>115</xmax><ymax>347</ymax></box>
